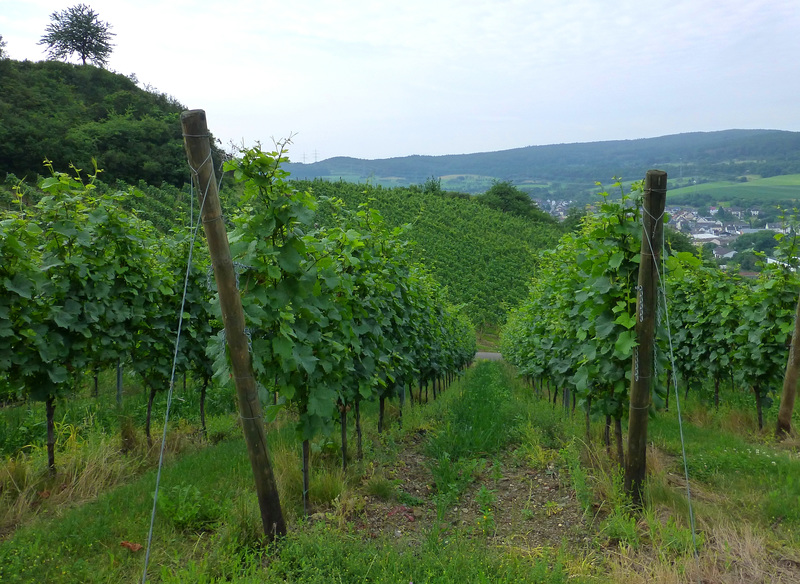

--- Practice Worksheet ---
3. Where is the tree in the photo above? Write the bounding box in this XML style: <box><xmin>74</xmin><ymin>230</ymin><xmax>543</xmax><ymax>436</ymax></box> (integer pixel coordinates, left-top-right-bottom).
<box><xmin>0</xmin><ymin>34</ymin><xmax>7</xmax><ymax>59</ymax></box>
<box><xmin>477</xmin><ymin>180</ymin><xmax>532</xmax><ymax>217</ymax></box>
<box><xmin>477</xmin><ymin>180</ymin><xmax>555</xmax><ymax>223</ymax></box>
<box><xmin>732</xmin><ymin>230</ymin><xmax>778</xmax><ymax>255</ymax></box>
<box><xmin>665</xmin><ymin>226</ymin><xmax>697</xmax><ymax>256</ymax></box>
<box><xmin>38</xmin><ymin>4</ymin><xmax>115</xmax><ymax>67</ymax></box>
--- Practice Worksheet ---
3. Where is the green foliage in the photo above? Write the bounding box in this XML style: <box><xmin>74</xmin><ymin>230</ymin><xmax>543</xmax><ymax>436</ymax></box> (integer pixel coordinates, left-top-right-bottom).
<box><xmin>157</xmin><ymin>483</ymin><xmax>222</xmax><ymax>531</ymax></box>
<box><xmin>476</xmin><ymin>180</ymin><xmax>554</xmax><ymax>222</ymax></box>
<box><xmin>0</xmin><ymin>34</ymin><xmax>7</xmax><ymax>59</ymax></box>
<box><xmin>217</xmin><ymin>144</ymin><xmax>474</xmax><ymax>446</ymax></box>
<box><xmin>561</xmin><ymin>206</ymin><xmax>587</xmax><ymax>232</ymax></box>
<box><xmin>38</xmin><ymin>4</ymin><xmax>115</xmax><ymax>67</ymax></box>
<box><xmin>732</xmin><ymin>229</ymin><xmax>780</xmax><ymax>254</ymax></box>
<box><xmin>664</xmin><ymin>226</ymin><xmax>697</xmax><ymax>256</ymax></box>
<box><xmin>502</xmin><ymin>180</ymin><xmax>657</xmax><ymax>428</ymax></box>
<box><xmin>0</xmin><ymin>58</ymin><xmax>222</xmax><ymax>187</ymax></box>
<box><xmin>0</xmin><ymin>159</ymin><xmax>218</xmax><ymax>464</ymax></box>
<box><xmin>308</xmin><ymin>179</ymin><xmax>563</xmax><ymax>326</ymax></box>
<box><xmin>667</xmin><ymin>263</ymin><xmax>740</xmax><ymax>401</ymax></box>
<box><xmin>2</xmin><ymin>162</ymin><xmax>154</xmax><ymax>395</ymax></box>
<box><xmin>733</xmin><ymin>265</ymin><xmax>798</xmax><ymax>427</ymax></box>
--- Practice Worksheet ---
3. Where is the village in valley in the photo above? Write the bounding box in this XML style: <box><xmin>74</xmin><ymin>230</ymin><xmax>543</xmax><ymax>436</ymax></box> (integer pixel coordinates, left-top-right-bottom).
<box><xmin>666</xmin><ymin>205</ymin><xmax>788</xmax><ymax>262</ymax></box>
<box><xmin>537</xmin><ymin>197</ymin><xmax>793</xmax><ymax>272</ymax></box>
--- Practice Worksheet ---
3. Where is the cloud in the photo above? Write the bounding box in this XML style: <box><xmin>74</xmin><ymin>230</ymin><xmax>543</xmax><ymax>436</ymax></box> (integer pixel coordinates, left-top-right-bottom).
<box><xmin>5</xmin><ymin>0</ymin><xmax>799</xmax><ymax>159</ymax></box>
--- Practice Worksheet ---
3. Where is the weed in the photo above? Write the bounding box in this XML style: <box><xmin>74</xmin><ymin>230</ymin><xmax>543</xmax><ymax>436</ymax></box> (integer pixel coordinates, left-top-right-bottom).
<box><xmin>157</xmin><ymin>483</ymin><xmax>222</xmax><ymax>532</ymax></box>
<box><xmin>490</xmin><ymin>457</ymin><xmax>504</xmax><ymax>480</ymax></box>
<box><xmin>559</xmin><ymin>439</ymin><xmax>592</xmax><ymax>512</ymax></box>
<box><xmin>544</xmin><ymin>500</ymin><xmax>564</xmax><ymax>516</ymax></box>
<box><xmin>475</xmin><ymin>484</ymin><xmax>496</xmax><ymax>511</ymax></box>
<box><xmin>643</xmin><ymin>508</ymin><xmax>700</xmax><ymax>559</ymax></box>
<box><xmin>598</xmin><ymin>506</ymin><xmax>640</xmax><ymax>549</ymax></box>
<box><xmin>365</xmin><ymin>473</ymin><xmax>396</xmax><ymax>500</ymax></box>
<box><xmin>397</xmin><ymin>490</ymin><xmax>424</xmax><ymax>507</ymax></box>
<box><xmin>764</xmin><ymin>468</ymin><xmax>800</xmax><ymax>525</ymax></box>
<box><xmin>310</xmin><ymin>467</ymin><xmax>345</xmax><ymax>509</ymax></box>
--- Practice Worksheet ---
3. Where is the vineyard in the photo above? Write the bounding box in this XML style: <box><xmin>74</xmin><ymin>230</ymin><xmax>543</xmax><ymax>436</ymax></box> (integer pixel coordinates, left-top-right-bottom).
<box><xmin>0</xmin><ymin>143</ymin><xmax>474</xmax><ymax>543</ymax></box>
<box><xmin>502</xmin><ymin>179</ymin><xmax>800</xmax><ymax>440</ymax></box>
<box><xmin>3</xmin><ymin>144</ymin><xmax>800</xmax><ymax>582</ymax></box>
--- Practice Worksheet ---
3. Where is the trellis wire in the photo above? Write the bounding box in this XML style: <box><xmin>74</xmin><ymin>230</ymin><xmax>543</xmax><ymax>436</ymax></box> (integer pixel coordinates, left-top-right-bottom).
<box><xmin>641</xmin><ymin>199</ymin><xmax>699</xmax><ymax>557</ymax></box>
<box><xmin>141</xmin><ymin>147</ymin><xmax>225</xmax><ymax>583</ymax></box>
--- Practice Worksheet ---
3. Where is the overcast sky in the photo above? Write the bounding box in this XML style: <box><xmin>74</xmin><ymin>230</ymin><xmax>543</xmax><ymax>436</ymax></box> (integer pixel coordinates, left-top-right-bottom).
<box><xmin>3</xmin><ymin>0</ymin><xmax>798</xmax><ymax>162</ymax></box>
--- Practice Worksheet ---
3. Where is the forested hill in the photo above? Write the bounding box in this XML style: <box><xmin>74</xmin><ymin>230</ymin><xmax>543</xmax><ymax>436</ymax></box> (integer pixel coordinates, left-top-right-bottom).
<box><xmin>285</xmin><ymin>129</ymin><xmax>800</xmax><ymax>198</ymax></box>
<box><xmin>302</xmin><ymin>180</ymin><xmax>564</xmax><ymax>327</ymax></box>
<box><xmin>0</xmin><ymin>58</ymin><xmax>222</xmax><ymax>186</ymax></box>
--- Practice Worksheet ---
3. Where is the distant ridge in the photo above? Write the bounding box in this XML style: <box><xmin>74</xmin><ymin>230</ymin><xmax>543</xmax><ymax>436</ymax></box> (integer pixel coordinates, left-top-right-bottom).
<box><xmin>285</xmin><ymin>130</ymin><xmax>800</xmax><ymax>198</ymax></box>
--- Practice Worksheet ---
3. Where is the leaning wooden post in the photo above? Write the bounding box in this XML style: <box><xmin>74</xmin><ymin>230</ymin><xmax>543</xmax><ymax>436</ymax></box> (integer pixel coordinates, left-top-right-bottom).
<box><xmin>181</xmin><ymin>110</ymin><xmax>287</xmax><ymax>540</ymax></box>
<box><xmin>624</xmin><ymin>169</ymin><xmax>667</xmax><ymax>506</ymax></box>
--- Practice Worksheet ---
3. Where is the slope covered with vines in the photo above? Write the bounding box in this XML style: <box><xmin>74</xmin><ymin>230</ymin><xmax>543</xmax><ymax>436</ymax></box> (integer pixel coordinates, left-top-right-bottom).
<box><xmin>301</xmin><ymin>179</ymin><xmax>563</xmax><ymax>327</ymax></box>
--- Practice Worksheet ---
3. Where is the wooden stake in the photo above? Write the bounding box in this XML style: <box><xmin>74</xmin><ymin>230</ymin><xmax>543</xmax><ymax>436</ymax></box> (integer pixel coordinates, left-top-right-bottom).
<box><xmin>624</xmin><ymin>169</ymin><xmax>667</xmax><ymax>505</ymax></box>
<box><xmin>777</xmin><ymin>291</ymin><xmax>800</xmax><ymax>438</ymax></box>
<box><xmin>181</xmin><ymin>110</ymin><xmax>286</xmax><ymax>540</ymax></box>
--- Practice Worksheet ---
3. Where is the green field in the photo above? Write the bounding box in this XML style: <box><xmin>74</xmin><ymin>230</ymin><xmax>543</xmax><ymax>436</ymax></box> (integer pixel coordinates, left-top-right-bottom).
<box><xmin>668</xmin><ymin>174</ymin><xmax>800</xmax><ymax>203</ymax></box>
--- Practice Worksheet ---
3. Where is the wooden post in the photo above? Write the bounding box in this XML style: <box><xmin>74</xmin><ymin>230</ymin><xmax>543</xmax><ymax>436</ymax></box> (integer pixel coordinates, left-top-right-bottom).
<box><xmin>116</xmin><ymin>360</ymin><xmax>123</xmax><ymax>408</ymax></box>
<box><xmin>777</xmin><ymin>291</ymin><xmax>800</xmax><ymax>438</ymax></box>
<box><xmin>181</xmin><ymin>110</ymin><xmax>286</xmax><ymax>540</ymax></box>
<box><xmin>624</xmin><ymin>169</ymin><xmax>667</xmax><ymax>505</ymax></box>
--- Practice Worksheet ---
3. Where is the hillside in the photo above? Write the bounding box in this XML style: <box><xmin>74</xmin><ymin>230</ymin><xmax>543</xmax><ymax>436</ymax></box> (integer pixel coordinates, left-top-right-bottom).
<box><xmin>285</xmin><ymin>129</ymin><xmax>800</xmax><ymax>201</ymax></box>
<box><xmin>0</xmin><ymin>58</ymin><xmax>221</xmax><ymax>186</ymax></box>
<box><xmin>302</xmin><ymin>180</ymin><xmax>564</xmax><ymax>327</ymax></box>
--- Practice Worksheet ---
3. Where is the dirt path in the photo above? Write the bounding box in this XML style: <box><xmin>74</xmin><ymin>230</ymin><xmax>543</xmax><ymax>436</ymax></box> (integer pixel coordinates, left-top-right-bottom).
<box><xmin>338</xmin><ymin>427</ymin><xmax>591</xmax><ymax>555</ymax></box>
<box><xmin>475</xmin><ymin>351</ymin><xmax>503</xmax><ymax>361</ymax></box>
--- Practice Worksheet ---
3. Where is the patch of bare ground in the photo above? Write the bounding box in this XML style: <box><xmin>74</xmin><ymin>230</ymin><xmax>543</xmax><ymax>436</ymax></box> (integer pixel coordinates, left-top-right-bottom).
<box><xmin>311</xmin><ymin>427</ymin><xmax>595</xmax><ymax>557</ymax></box>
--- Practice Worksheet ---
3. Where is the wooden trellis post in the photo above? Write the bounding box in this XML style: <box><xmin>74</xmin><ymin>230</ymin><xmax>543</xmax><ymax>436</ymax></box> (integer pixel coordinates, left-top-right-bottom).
<box><xmin>181</xmin><ymin>109</ymin><xmax>286</xmax><ymax>540</ymax></box>
<box><xmin>625</xmin><ymin>169</ymin><xmax>667</xmax><ymax>505</ymax></box>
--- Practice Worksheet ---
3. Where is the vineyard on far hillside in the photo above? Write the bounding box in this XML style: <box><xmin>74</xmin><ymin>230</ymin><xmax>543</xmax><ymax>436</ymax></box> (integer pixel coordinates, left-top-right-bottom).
<box><xmin>303</xmin><ymin>179</ymin><xmax>563</xmax><ymax>327</ymax></box>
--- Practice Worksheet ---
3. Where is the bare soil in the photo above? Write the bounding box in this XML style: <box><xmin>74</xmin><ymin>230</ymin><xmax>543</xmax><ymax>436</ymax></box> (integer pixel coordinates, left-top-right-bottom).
<box><xmin>312</xmin><ymin>426</ymin><xmax>595</xmax><ymax>556</ymax></box>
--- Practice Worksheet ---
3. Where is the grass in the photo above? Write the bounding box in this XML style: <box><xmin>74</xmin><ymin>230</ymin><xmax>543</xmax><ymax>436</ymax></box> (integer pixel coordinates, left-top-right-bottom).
<box><xmin>476</xmin><ymin>326</ymin><xmax>501</xmax><ymax>351</ymax></box>
<box><xmin>3</xmin><ymin>361</ymin><xmax>800</xmax><ymax>582</ymax></box>
<box><xmin>667</xmin><ymin>174</ymin><xmax>800</xmax><ymax>203</ymax></box>
<box><xmin>158</xmin><ymin>522</ymin><xmax>578</xmax><ymax>584</ymax></box>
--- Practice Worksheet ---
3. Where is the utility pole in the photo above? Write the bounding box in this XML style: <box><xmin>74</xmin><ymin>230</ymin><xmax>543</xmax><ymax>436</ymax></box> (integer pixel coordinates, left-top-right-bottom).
<box><xmin>181</xmin><ymin>110</ymin><xmax>286</xmax><ymax>540</ymax></box>
<box><xmin>625</xmin><ymin>169</ymin><xmax>667</xmax><ymax>505</ymax></box>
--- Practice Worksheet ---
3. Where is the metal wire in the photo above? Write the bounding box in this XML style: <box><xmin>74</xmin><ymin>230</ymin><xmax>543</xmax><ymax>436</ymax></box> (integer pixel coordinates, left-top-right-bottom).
<box><xmin>640</xmin><ymin>203</ymin><xmax>699</xmax><ymax>557</ymax></box>
<box><xmin>141</xmin><ymin>150</ymin><xmax>215</xmax><ymax>583</ymax></box>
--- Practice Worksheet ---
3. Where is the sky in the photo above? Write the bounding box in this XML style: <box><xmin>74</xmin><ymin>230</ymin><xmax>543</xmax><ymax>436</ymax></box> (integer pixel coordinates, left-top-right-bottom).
<box><xmin>2</xmin><ymin>0</ymin><xmax>799</xmax><ymax>163</ymax></box>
